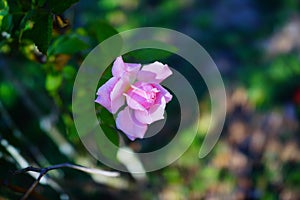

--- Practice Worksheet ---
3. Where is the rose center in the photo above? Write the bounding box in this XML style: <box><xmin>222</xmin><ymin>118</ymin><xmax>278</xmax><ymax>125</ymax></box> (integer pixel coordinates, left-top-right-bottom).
<box><xmin>130</xmin><ymin>84</ymin><xmax>159</xmax><ymax>109</ymax></box>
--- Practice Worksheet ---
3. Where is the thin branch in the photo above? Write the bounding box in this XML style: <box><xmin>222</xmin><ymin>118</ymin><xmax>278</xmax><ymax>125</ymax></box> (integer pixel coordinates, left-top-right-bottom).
<box><xmin>14</xmin><ymin>163</ymin><xmax>119</xmax><ymax>200</ymax></box>
<box><xmin>20</xmin><ymin>171</ymin><xmax>47</xmax><ymax>200</ymax></box>
<box><xmin>14</xmin><ymin>163</ymin><xmax>119</xmax><ymax>177</ymax></box>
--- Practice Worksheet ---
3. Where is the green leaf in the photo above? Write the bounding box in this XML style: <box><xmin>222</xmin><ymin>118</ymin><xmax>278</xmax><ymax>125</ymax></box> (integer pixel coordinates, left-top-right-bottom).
<box><xmin>48</xmin><ymin>0</ymin><xmax>79</xmax><ymax>14</ymax></box>
<box><xmin>62</xmin><ymin>65</ymin><xmax>76</xmax><ymax>79</ymax></box>
<box><xmin>7</xmin><ymin>0</ymin><xmax>29</xmax><ymax>12</ymax></box>
<box><xmin>0</xmin><ymin>0</ymin><xmax>5</xmax><ymax>10</ymax></box>
<box><xmin>22</xmin><ymin>10</ymin><xmax>52</xmax><ymax>54</ymax></box>
<box><xmin>98</xmin><ymin>64</ymin><xmax>113</xmax><ymax>86</ymax></box>
<box><xmin>0</xmin><ymin>0</ymin><xmax>9</xmax><ymax>16</ymax></box>
<box><xmin>100</xmin><ymin>124</ymin><xmax>119</xmax><ymax>147</ymax></box>
<box><xmin>19</xmin><ymin>10</ymin><xmax>34</xmax><ymax>30</ymax></box>
<box><xmin>1</xmin><ymin>14</ymin><xmax>12</xmax><ymax>32</ymax></box>
<box><xmin>125</xmin><ymin>40</ymin><xmax>177</xmax><ymax>62</ymax></box>
<box><xmin>37</xmin><ymin>0</ymin><xmax>46</xmax><ymax>7</ymax></box>
<box><xmin>0</xmin><ymin>82</ymin><xmax>17</xmax><ymax>107</ymax></box>
<box><xmin>45</xmin><ymin>74</ymin><xmax>62</xmax><ymax>92</ymax></box>
<box><xmin>87</xmin><ymin>20</ymin><xmax>119</xmax><ymax>43</ymax></box>
<box><xmin>94</xmin><ymin>106</ymin><xmax>120</xmax><ymax>159</ymax></box>
<box><xmin>99</xmin><ymin>106</ymin><xmax>116</xmax><ymax>127</ymax></box>
<box><xmin>48</xmin><ymin>35</ymin><xmax>89</xmax><ymax>55</ymax></box>
<box><xmin>126</xmin><ymin>49</ymin><xmax>173</xmax><ymax>63</ymax></box>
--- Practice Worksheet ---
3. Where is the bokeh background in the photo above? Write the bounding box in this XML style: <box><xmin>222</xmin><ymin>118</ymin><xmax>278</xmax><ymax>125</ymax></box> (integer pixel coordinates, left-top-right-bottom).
<box><xmin>1</xmin><ymin>0</ymin><xmax>300</xmax><ymax>199</ymax></box>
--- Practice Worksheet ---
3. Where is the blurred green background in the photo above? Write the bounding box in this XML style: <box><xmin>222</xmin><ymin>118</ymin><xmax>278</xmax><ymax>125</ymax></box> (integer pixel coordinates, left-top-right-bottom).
<box><xmin>1</xmin><ymin>0</ymin><xmax>300</xmax><ymax>199</ymax></box>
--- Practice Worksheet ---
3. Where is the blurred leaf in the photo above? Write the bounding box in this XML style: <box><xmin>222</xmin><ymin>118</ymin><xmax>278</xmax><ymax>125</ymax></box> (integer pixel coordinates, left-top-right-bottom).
<box><xmin>94</xmin><ymin>107</ymin><xmax>119</xmax><ymax>160</ymax></box>
<box><xmin>0</xmin><ymin>82</ymin><xmax>17</xmax><ymax>107</ymax></box>
<box><xmin>62</xmin><ymin>65</ymin><xmax>76</xmax><ymax>79</ymax></box>
<box><xmin>7</xmin><ymin>0</ymin><xmax>29</xmax><ymax>12</ymax></box>
<box><xmin>62</xmin><ymin>113</ymin><xmax>81</xmax><ymax>144</ymax></box>
<box><xmin>0</xmin><ymin>0</ymin><xmax>8</xmax><ymax>16</ymax></box>
<box><xmin>0</xmin><ymin>0</ymin><xmax>4</xmax><ymax>10</ymax></box>
<box><xmin>22</xmin><ymin>10</ymin><xmax>52</xmax><ymax>54</ymax></box>
<box><xmin>100</xmin><ymin>124</ymin><xmax>119</xmax><ymax>147</ymax></box>
<box><xmin>98</xmin><ymin>106</ymin><xmax>116</xmax><ymax>127</ymax></box>
<box><xmin>126</xmin><ymin>48</ymin><xmax>174</xmax><ymax>63</ymax></box>
<box><xmin>98</xmin><ymin>64</ymin><xmax>113</xmax><ymax>86</ymax></box>
<box><xmin>163</xmin><ymin>168</ymin><xmax>181</xmax><ymax>184</ymax></box>
<box><xmin>48</xmin><ymin>34</ymin><xmax>89</xmax><ymax>55</ymax></box>
<box><xmin>45</xmin><ymin>74</ymin><xmax>62</xmax><ymax>92</ymax></box>
<box><xmin>1</xmin><ymin>14</ymin><xmax>12</xmax><ymax>32</ymax></box>
<box><xmin>94</xmin><ymin>125</ymin><xmax>119</xmax><ymax>162</ymax></box>
<box><xmin>87</xmin><ymin>20</ymin><xmax>118</xmax><ymax>43</ymax></box>
<box><xmin>201</xmin><ymin>167</ymin><xmax>219</xmax><ymax>182</ymax></box>
<box><xmin>37</xmin><ymin>0</ymin><xmax>46</xmax><ymax>7</ymax></box>
<box><xmin>48</xmin><ymin>0</ymin><xmax>79</xmax><ymax>14</ymax></box>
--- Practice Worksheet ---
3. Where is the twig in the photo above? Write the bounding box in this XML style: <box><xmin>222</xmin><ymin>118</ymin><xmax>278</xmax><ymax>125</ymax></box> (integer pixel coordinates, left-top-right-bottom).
<box><xmin>19</xmin><ymin>172</ymin><xmax>47</xmax><ymax>200</ymax></box>
<box><xmin>14</xmin><ymin>163</ymin><xmax>119</xmax><ymax>200</ymax></box>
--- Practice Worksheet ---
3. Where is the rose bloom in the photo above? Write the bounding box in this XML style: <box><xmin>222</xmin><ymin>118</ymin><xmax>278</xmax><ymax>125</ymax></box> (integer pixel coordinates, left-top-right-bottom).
<box><xmin>95</xmin><ymin>56</ymin><xmax>172</xmax><ymax>141</ymax></box>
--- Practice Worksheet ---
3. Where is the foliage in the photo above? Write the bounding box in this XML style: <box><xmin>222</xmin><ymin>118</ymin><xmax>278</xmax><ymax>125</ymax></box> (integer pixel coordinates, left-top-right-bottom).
<box><xmin>1</xmin><ymin>0</ymin><xmax>300</xmax><ymax>199</ymax></box>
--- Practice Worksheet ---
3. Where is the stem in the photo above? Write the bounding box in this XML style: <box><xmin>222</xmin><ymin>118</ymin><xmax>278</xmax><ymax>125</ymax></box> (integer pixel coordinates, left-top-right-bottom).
<box><xmin>14</xmin><ymin>163</ymin><xmax>119</xmax><ymax>200</ymax></box>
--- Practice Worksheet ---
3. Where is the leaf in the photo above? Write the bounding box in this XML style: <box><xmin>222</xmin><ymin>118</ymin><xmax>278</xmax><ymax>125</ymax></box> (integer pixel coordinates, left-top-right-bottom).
<box><xmin>45</xmin><ymin>74</ymin><xmax>62</xmax><ymax>92</ymax></box>
<box><xmin>48</xmin><ymin>0</ymin><xmax>79</xmax><ymax>14</ymax></box>
<box><xmin>62</xmin><ymin>65</ymin><xmax>76</xmax><ymax>79</ymax></box>
<box><xmin>100</xmin><ymin>124</ymin><xmax>119</xmax><ymax>147</ymax></box>
<box><xmin>94</xmin><ymin>106</ymin><xmax>120</xmax><ymax>159</ymax></box>
<box><xmin>1</xmin><ymin>14</ymin><xmax>12</xmax><ymax>32</ymax></box>
<box><xmin>0</xmin><ymin>0</ymin><xmax>5</xmax><ymax>10</ymax></box>
<box><xmin>22</xmin><ymin>10</ymin><xmax>52</xmax><ymax>54</ymax></box>
<box><xmin>125</xmin><ymin>40</ymin><xmax>177</xmax><ymax>62</ymax></box>
<box><xmin>98</xmin><ymin>64</ymin><xmax>113</xmax><ymax>86</ymax></box>
<box><xmin>126</xmin><ymin>49</ymin><xmax>173</xmax><ymax>63</ymax></box>
<box><xmin>37</xmin><ymin>0</ymin><xmax>46</xmax><ymax>7</ymax></box>
<box><xmin>99</xmin><ymin>106</ymin><xmax>116</xmax><ymax>127</ymax></box>
<box><xmin>48</xmin><ymin>34</ymin><xmax>89</xmax><ymax>55</ymax></box>
<box><xmin>87</xmin><ymin>20</ymin><xmax>119</xmax><ymax>43</ymax></box>
<box><xmin>0</xmin><ymin>82</ymin><xmax>17</xmax><ymax>107</ymax></box>
<box><xmin>19</xmin><ymin>10</ymin><xmax>34</xmax><ymax>30</ymax></box>
<box><xmin>0</xmin><ymin>0</ymin><xmax>9</xmax><ymax>16</ymax></box>
<box><xmin>7</xmin><ymin>0</ymin><xmax>30</xmax><ymax>12</ymax></box>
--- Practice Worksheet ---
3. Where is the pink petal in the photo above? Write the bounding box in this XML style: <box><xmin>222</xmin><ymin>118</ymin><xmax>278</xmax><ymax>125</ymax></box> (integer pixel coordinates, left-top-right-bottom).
<box><xmin>153</xmin><ymin>84</ymin><xmax>173</xmax><ymax>103</ymax></box>
<box><xmin>116</xmin><ymin>107</ymin><xmax>148</xmax><ymax>140</ymax></box>
<box><xmin>110</xmin><ymin>78</ymin><xmax>130</xmax><ymax>114</ymax></box>
<box><xmin>134</xmin><ymin>101</ymin><xmax>166</xmax><ymax>124</ymax></box>
<box><xmin>140</xmin><ymin>61</ymin><xmax>172</xmax><ymax>83</ymax></box>
<box><xmin>124</xmin><ymin>93</ymin><xmax>146</xmax><ymax>111</ymax></box>
<box><xmin>112</xmin><ymin>56</ymin><xmax>141</xmax><ymax>79</ymax></box>
<box><xmin>95</xmin><ymin>77</ymin><xmax>118</xmax><ymax>113</ymax></box>
<box><xmin>112</xmin><ymin>56</ymin><xmax>125</xmax><ymax>78</ymax></box>
<box><xmin>126</xmin><ymin>63</ymin><xmax>141</xmax><ymax>73</ymax></box>
<box><xmin>137</xmin><ymin>70</ymin><xmax>156</xmax><ymax>82</ymax></box>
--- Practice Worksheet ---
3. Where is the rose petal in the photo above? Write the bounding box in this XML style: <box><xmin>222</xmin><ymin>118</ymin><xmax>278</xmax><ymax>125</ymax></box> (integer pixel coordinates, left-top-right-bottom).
<box><xmin>137</xmin><ymin>70</ymin><xmax>156</xmax><ymax>82</ymax></box>
<box><xmin>124</xmin><ymin>93</ymin><xmax>146</xmax><ymax>111</ymax></box>
<box><xmin>124</xmin><ymin>63</ymin><xmax>141</xmax><ymax>82</ymax></box>
<box><xmin>112</xmin><ymin>56</ymin><xmax>141</xmax><ymax>80</ymax></box>
<box><xmin>95</xmin><ymin>77</ymin><xmax>118</xmax><ymax>113</ymax></box>
<box><xmin>140</xmin><ymin>61</ymin><xmax>172</xmax><ymax>83</ymax></box>
<box><xmin>116</xmin><ymin>107</ymin><xmax>148</xmax><ymax>140</ymax></box>
<box><xmin>112</xmin><ymin>56</ymin><xmax>125</xmax><ymax>78</ymax></box>
<box><xmin>126</xmin><ymin>63</ymin><xmax>141</xmax><ymax>73</ymax></box>
<box><xmin>110</xmin><ymin>78</ymin><xmax>130</xmax><ymax>113</ymax></box>
<box><xmin>153</xmin><ymin>83</ymin><xmax>173</xmax><ymax>103</ymax></box>
<box><xmin>134</xmin><ymin>100</ymin><xmax>166</xmax><ymax>124</ymax></box>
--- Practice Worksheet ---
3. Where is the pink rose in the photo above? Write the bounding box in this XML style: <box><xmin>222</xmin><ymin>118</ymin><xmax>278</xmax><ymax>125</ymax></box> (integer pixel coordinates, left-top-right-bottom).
<box><xmin>95</xmin><ymin>56</ymin><xmax>172</xmax><ymax>141</ymax></box>
<box><xmin>95</xmin><ymin>57</ymin><xmax>141</xmax><ymax>114</ymax></box>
